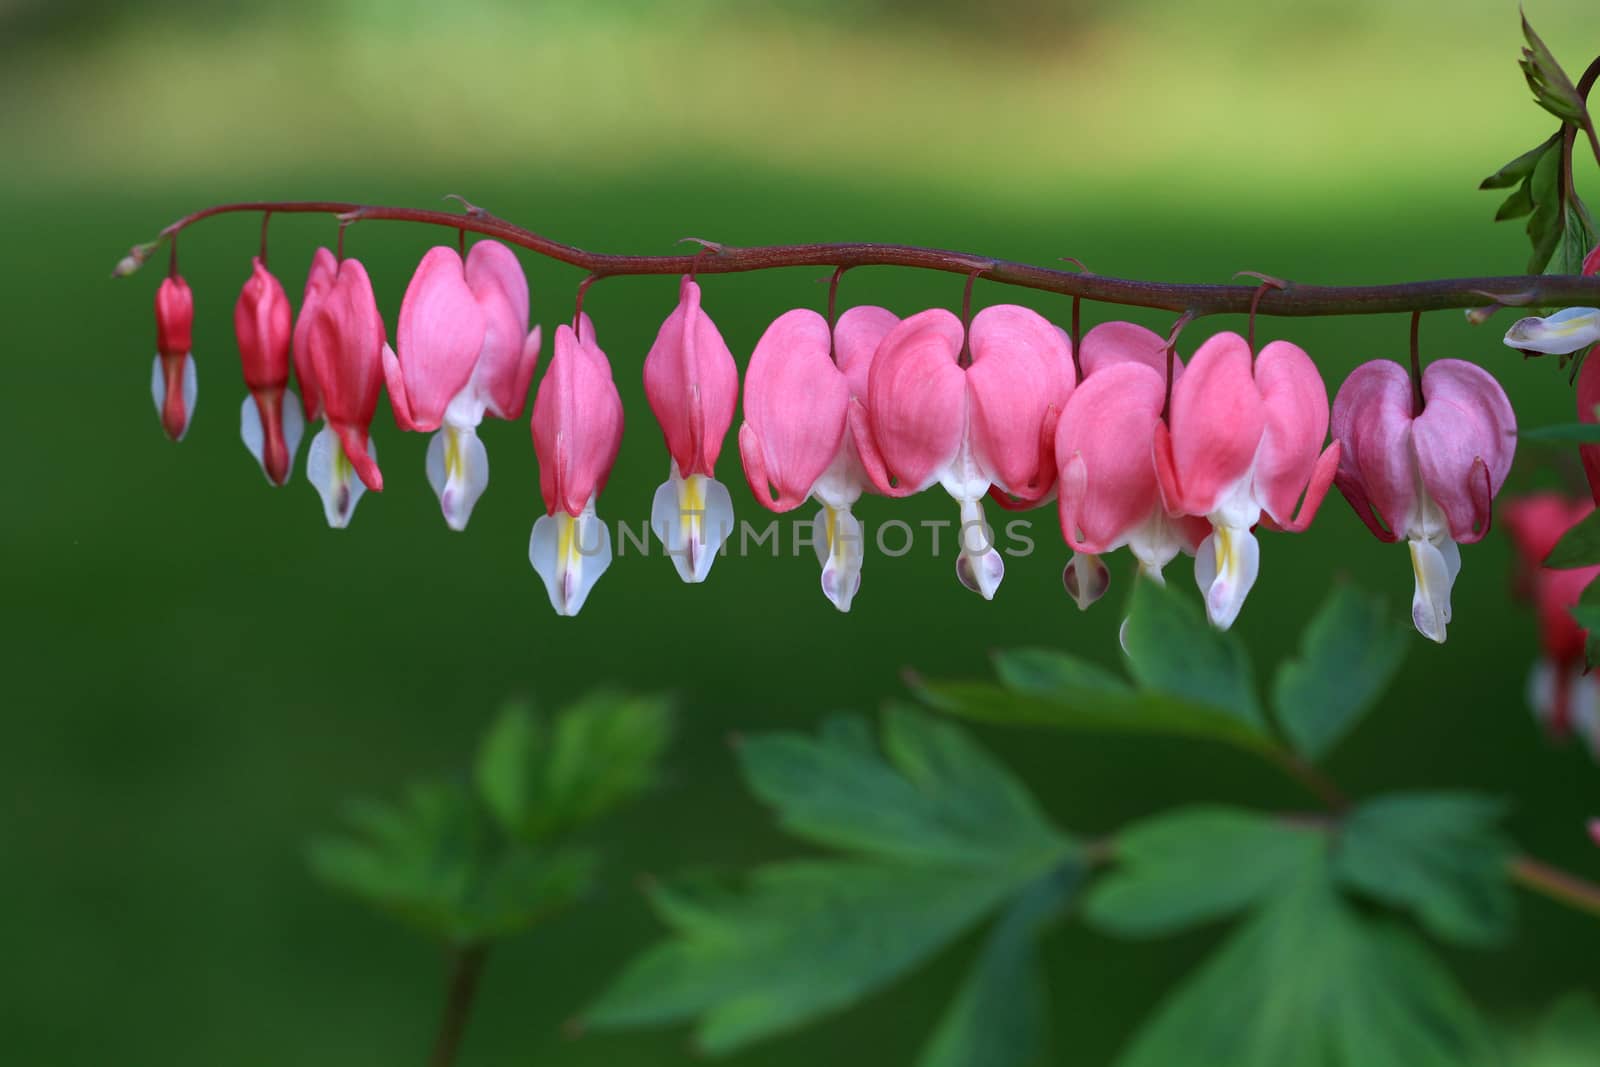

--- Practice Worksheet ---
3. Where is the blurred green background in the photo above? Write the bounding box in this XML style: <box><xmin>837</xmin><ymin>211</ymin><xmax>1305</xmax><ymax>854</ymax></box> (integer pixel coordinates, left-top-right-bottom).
<box><xmin>4</xmin><ymin>0</ymin><xmax>1599</xmax><ymax>1063</ymax></box>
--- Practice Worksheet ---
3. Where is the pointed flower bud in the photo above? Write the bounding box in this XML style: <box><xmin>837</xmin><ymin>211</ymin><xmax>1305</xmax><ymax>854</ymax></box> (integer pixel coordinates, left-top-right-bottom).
<box><xmin>303</xmin><ymin>257</ymin><xmax>387</xmax><ymax>528</ymax></box>
<box><xmin>291</xmin><ymin>248</ymin><xmax>339</xmax><ymax>422</ymax></box>
<box><xmin>234</xmin><ymin>257</ymin><xmax>303</xmax><ymax>486</ymax></box>
<box><xmin>852</xmin><ymin>305</ymin><xmax>1072</xmax><ymax>599</ymax></box>
<box><xmin>644</xmin><ymin>277</ymin><xmax>740</xmax><ymax>583</ymax></box>
<box><xmin>152</xmin><ymin>275</ymin><xmax>197</xmax><ymax>441</ymax></box>
<box><xmin>1152</xmin><ymin>332</ymin><xmax>1340</xmax><ymax>629</ymax></box>
<box><xmin>1503</xmin><ymin>307</ymin><xmax>1600</xmax><ymax>355</ymax></box>
<box><xmin>1332</xmin><ymin>359</ymin><xmax>1516</xmax><ymax>643</ymax></box>
<box><xmin>738</xmin><ymin>305</ymin><xmax>898</xmax><ymax>610</ymax></box>
<box><xmin>529</xmin><ymin>314</ymin><xmax>624</xmax><ymax>616</ymax></box>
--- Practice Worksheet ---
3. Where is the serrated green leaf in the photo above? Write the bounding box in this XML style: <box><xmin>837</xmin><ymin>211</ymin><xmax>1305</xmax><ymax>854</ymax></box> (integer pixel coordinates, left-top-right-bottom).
<box><xmin>1480</xmin><ymin>135</ymin><xmax>1559</xmax><ymax>190</ymax></box>
<box><xmin>1527</xmin><ymin>141</ymin><xmax>1564</xmax><ymax>275</ymax></box>
<box><xmin>918</xmin><ymin>864</ymin><xmax>1080</xmax><ymax>1067</ymax></box>
<box><xmin>586</xmin><ymin>858</ymin><xmax>1076</xmax><ymax>1055</ymax></box>
<box><xmin>1116</xmin><ymin>867</ymin><xmax>1499</xmax><ymax>1067</ymax></box>
<box><xmin>737</xmin><ymin>705</ymin><xmax>1067</xmax><ymax>867</ymax></box>
<box><xmin>1084</xmin><ymin>807</ymin><xmax>1324</xmax><ymax>938</ymax></box>
<box><xmin>1271</xmin><ymin>584</ymin><xmax>1408</xmax><ymax>761</ymax></box>
<box><xmin>1334</xmin><ymin>792</ymin><xmax>1514</xmax><ymax>948</ymax></box>
<box><xmin>463</xmin><ymin>844</ymin><xmax>597</xmax><ymax>940</ymax></box>
<box><xmin>1548</xmin><ymin>198</ymin><xmax>1598</xmax><ymax>279</ymax></box>
<box><xmin>474</xmin><ymin>700</ymin><xmax>545</xmax><ymax>837</ymax></box>
<box><xmin>916</xmin><ymin>679</ymin><xmax>1276</xmax><ymax>753</ymax></box>
<box><xmin>1518</xmin><ymin>993</ymin><xmax>1600</xmax><ymax>1067</ymax></box>
<box><xmin>1520</xmin><ymin>422</ymin><xmax>1600</xmax><ymax>444</ymax></box>
<box><xmin>1544</xmin><ymin>509</ymin><xmax>1600</xmax><ymax>567</ymax></box>
<box><xmin>1121</xmin><ymin>579</ymin><xmax>1264</xmax><ymax>730</ymax></box>
<box><xmin>992</xmin><ymin>647</ymin><xmax>1132</xmax><ymax>699</ymax></box>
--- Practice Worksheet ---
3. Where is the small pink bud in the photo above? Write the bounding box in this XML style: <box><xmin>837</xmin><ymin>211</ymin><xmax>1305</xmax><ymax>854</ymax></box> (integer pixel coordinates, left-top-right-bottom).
<box><xmin>152</xmin><ymin>275</ymin><xmax>197</xmax><ymax>441</ymax></box>
<box><xmin>234</xmin><ymin>257</ymin><xmax>301</xmax><ymax>486</ymax></box>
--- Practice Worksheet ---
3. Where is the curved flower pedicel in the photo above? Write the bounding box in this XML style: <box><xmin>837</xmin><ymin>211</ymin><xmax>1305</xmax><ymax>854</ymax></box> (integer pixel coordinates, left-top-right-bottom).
<box><xmin>853</xmin><ymin>305</ymin><xmax>1072</xmax><ymax>599</ymax></box>
<box><xmin>644</xmin><ymin>277</ymin><xmax>740</xmax><ymax>583</ymax></box>
<box><xmin>529</xmin><ymin>314</ymin><xmax>624</xmax><ymax>616</ymax></box>
<box><xmin>152</xmin><ymin>275</ymin><xmax>197</xmax><ymax>441</ymax></box>
<box><xmin>1152</xmin><ymin>332</ymin><xmax>1340</xmax><ymax>629</ymax></box>
<box><xmin>738</xmin><ymin>306</ymin><xmax>899</xmax><ymax>611</ymax></box>
<box><xmin>303</xmin><ymin>257</ymin><xmax>387</xmax><ymax>528</ymax></box>
<box><xmin>234</xmin><ymin>257</ymin><xmax>303</xmax><ymax>486</ymax></box>
<box><xmin>291</xmin><ymin>247</ymin><xmax>339</xmax><ymax>424</ymax></box>
<box><xmin>385</xmin><ymin>242</ymin><xmax>542</xmax><ymax>530</ymax></box>
<box><xmin>1504</xmin><ymin>494</ymin><xmax>1600</xmax><ymax>755</ymax></box>
<box><xmin>1057</xmin><ymin>322</ymin><xmax>1208</xmax><ymax>610</ymax></box>
<box><xmin>1331</xmin><ymin>359</ymin><xmax>1516</xmax><ymax>643</ymax></box>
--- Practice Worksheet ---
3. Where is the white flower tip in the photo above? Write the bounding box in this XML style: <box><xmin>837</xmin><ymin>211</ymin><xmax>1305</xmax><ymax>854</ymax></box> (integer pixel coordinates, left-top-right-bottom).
<box><xmin>1502</xmin><ymin>308</ymin><xmax>1600</xmax><ymax>355</ymax></box>
<box><xmin>306</xmin><ymin>423</ymin><xmax>370</xmax><ymax>529</ymax></box>
<box><xmin>426</xmin><ymin>426</ymin><xmax>489</xmax><ymax>532</ymax></box>
<box><xmin>530</xmin><ymin>507</ymin><xmax>611</xmax><ymax>616</ymax></box>
<box><xmin>1062</xmin><ymin>552</ymin><xmax>1109</xmax><ymax>611</ymax></box>
<box><xmin>651</xmin><ymin>471</ymin><xmax>734</xmax><ymax>584</ymax></box>
<box><xmin>957</xmin><ymin>549</ymin><xmax>1004</xmax><ymax>600</ymax></box>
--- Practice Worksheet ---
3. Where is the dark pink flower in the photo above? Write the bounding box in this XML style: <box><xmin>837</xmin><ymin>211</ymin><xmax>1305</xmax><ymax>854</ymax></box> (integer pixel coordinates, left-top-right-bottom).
<box><xmin>234</xmin><ymin>257</ymin><xmax>301</xmax><ymax>486</ymax></box>
<box><xmin>303</xmin><ymin>257</ymin><xmax>387</xmax><ymax>527</ymax></box>
<box><xmin>152</xmin><ymin>275</ymin><xmax>196</xmax><ymax>441</ymax></box>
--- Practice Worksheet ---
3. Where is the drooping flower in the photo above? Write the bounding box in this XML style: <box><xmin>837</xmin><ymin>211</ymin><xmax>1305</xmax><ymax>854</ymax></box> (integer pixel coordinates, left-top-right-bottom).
<box><xmin>1331</xmin><ymin>358</ymin><xmax>1515</xmax><ymax>642</ymax></box>
<box><xmin>738</xmin><ymin>305</ymin><xmax>899</xmax><ymax>610</ymax></box>
<box><xmin>303</xmin><ymin>257</ymin><xmax>387</xmax><ymax>528</ymax></box>
<box><xmin>852</xmin><ymin>305</ymin><xmax>1073</xmax><ymax>598</ymax></box>
<box><xmin>152</xmin><ymin>275</ymin><xmax>197</xmax><ymax>441</ymax></box>
<box><xmin>384</xmin><ymin>242</ymin><xmax>542</xmax><ymax>530</ymax></box>
<box><xmin>292</xmin><ymin>248</ymin><xmax>339</xmax><ymax>423</ymax></box>
<box><xmin>1056</xmin><ymin>321</ymin><xmax>1208</xmax><ymax>610</ymax></box>
<box><xmin>1152</xmin><ymin>332</ymin><xmax>1340</xmax><ymax>629</ymax></box>
<box><xmin>643</xmin><ymin>277</ymin><xmax>740</xmax><ymax>583</ymax></box>
<box><xmin>529</xmin><ymin>314</ymin><xmax>624</xmax><ymax>616</ymax></box>
<box><xmin>1504</xmin><ymin>493</ymin><xmax>1600</xmax><ymax>755</ymax></box>
<box><xmin>1579</xmin><ymin>354</ymin><xmax>1600</xmax><ymax>506</ymax></box>
<box><xmin>234</xmin><ymin>257</ymin><xmax>303</xmax><ymax>486</ymax></box>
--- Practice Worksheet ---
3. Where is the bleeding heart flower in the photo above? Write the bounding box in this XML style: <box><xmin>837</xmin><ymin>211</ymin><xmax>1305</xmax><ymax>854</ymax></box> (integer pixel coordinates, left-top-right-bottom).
<box><xmin>303</xmin><ymin>257</ymin><xmax>387</xmax><ymax>528</ymax></box>
<box><xmin>529</xmin><ymin>314</ymin><xmax>624</xmax><ymax>616</ymax></box>
<box><xmin>644</xmin><ymin>277</ymin><xmax>740</xmax><ymax>583</ymax></box>
<box><xmin>852</xmin><ymin>304</ymin><xmax>1073</xmax><ymax>598</ymax></box>
<box><xmin>292</xmin><ymin>248</ymin><xmax>338</xmax><ymax>423</ymax></box>
<box><xmin>1057</xmin><ymin>322</ymin><xmax>1208</xmax><ymax>612</ymax></box>
<box><xmin>1331</xmin><ymin>358</ymin><xmax>1516</xmax><ymax>642</ymax></box>
<box><xmin>152</xmin><ymin>275</ymin><xmax>197</xmax><ymax>441</ymax></box>
<box><xmin>1579</xmin><ymin>354</ymin><xmax>1600</xmax><ymax>506</ymax></box>
<box><xmin>385</xmin><ymin>242</ymin><xmax>542</xmax><ymax>530</ymax></box>
<box><xmin>1153</xmin><ymin>332</ymin><xmax>1340</xmax><ymax>629</ymax></box>
<box><xmin>1504</xmin><ymin>493</ymin><xmax>1600</xmax><ymax>752</ymax></box>
<box><xmin>738</xmin><ymin>305</ymin><xmax>898</xmax><ymax>611</ymax></box>
<box><xmin>234</xmin><ymin>257</ymin><xmax>303</xmax><ymax>486</ymax></box>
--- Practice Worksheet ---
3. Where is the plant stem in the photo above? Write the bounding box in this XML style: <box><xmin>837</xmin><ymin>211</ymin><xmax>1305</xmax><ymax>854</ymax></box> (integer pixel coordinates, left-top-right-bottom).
<box><xmin>127</xmin><ymin>200</ymin><xmax>1600</xmax><ymax>320</ymax></box>
<box><xmin>1508</xmin><ymin>853</ymin><xmax>1600</xmax><ymax>919</ymax></box>
<box><xmin>429</xmin><ymin>943</ymin><xmax>488</xmax><ymax>1067</ymax></box>
<box><xmin>1262</xmin><ymin>745</ymin><xmax>1349</xmax><ymax>812</ymax></box>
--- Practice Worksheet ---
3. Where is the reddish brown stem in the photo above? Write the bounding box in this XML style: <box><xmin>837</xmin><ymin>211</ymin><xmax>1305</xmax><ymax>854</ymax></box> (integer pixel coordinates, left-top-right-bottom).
<box><xmin>1509</xmin><ymin>854</ymin><xmax>1600</xmax><ymax>919</ymax></box>
<box><xmin>429</xmin><ymin>944</ymin><xmax>487</xmax><ymax>1067</ymax></box>
<box><xmin>136</xmin><ymin>200</ymin><xmax>1600</xmax><ymax>318</ymax></box>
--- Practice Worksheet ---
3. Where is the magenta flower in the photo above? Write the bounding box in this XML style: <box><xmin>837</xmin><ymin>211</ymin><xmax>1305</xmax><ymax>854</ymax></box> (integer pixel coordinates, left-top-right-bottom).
<box><xmin>644</xmin><ymin>277</ymin><xmax>740</xmax><ymax>583</ymax></box>
<box><xmin>1153</xmin><ymin>332</ymin><xmax>1339</xmax><ymax>629</ymax></box>
<box><xmin>1332</xmin><ymin>359</ymin><xmax>1514</xmax><ymax>642</ymax></box>
<box><xmin>738</xmin><ymin>305</ymin><xmax>898</xmax><ymax>611</ymax></box>
<box><xmin>854</xmin><ymin>305</ymin><xmax>1073</xmax><ymax>598</ymax></box>
<box><xmin>385</xmin><ymin>242</ymin><xmax>542</xmax><ymax>530</ymax></box>
<box><xmin>152</xmin><ymin>275</ymin><xmax>196</xmax><ymax>441</ymax></box>
<box><xmin>291</xmin><ymin>247</ymin><xmax>338</xmax><ymax>423</ymax></box>
<box><xmin>1057</xmin><ymin>322</ymin><xmax>1208</xmax><ymax>611</ymax></box>
<box><xmin>303</xmin><ymin>257</ymin><xmax>387</xmax><ymax>528</ymax></box>
<box><xmin>529</xmin><ymin>314</ymin><xmax>624</xmax><ymax>616</ymax></box>
<box><xmin>234</xmin><ymin>257</ymin><xmax>302</xmax><ymax>486</ymax></box>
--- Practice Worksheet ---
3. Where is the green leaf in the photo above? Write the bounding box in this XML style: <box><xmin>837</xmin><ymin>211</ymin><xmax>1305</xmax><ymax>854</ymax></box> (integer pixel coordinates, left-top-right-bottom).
<box><xmin>916</xmin><ymin>679</ymin><xmax>1276</xmax><ymax>754</ymax></box>
<box><xmin>1518</xmin><ymin>993</ymin><xmax>1600</xmax><ymax>1067</ymax></box>
<box><xmin>586</xmin><ymin>858</ymin><xmax>1078</xmax><ymax>1055</ymax></box>
<box><xmin>1520</xmin><ymin>423</ymin><xmax>1600</xmax><ymax>444</ymax></box>
<box><xmin>738</xmin><ymin>707</ymin><xmax>1068</xmax><ymax>867</ymax></box>
<box><xmin>1333</xmin><ymin>792</ymin><xmax>1515</xmax><ymax>948</ymax></box>
<box><xmin>1084</xmin><ymin>807</ymin><xmax>1324</xmax><ymax>938</ymax></box>
<box><xmin>918</xmin><ymin>864</ymin><xmax>1080</xmax><ymax>1067</ymax></box>
<box><xmin>1526</xmin><ymin>138</ymin><xmax>1565</xmax><ymax>275</ymax></box>
<box><xmin>1116</xmin><ymin>867</ymin><xmax>1499</xmax><ymax>1067</ymax></box>
<box><xmin>1271</xmin><ymin>584</ymin><xmax>1408</xmax><ymax>761</ymax></box>
<box><xmin>474</xmin><ymin>700</ymin><xmax>545</xmax><ymax>838</ymax></box>
<box><xmin>1495</xmin><ymin>183</ymin><xmax>1536</xmax><ymax>222</ymax></box>
<box><xmin>1480</xmin><ymin>134</ymin><xmax>1559</xmax><ymax>190</ymax></box>
<box><xmin>1548</xmin><ymin>197</ymin><xmax>1598</xmax><ymax>279</ymax></box>
<box><xmin>1121</xmin><ymin>579</ymin><xmax>1265</xmax><ymax>731</ymax></box>
<box><xmin>992</xmin><ymin>647</ymin><xmax>1132</xmax><ymax>698</ymax></box>
<box><xmin>1544</xmin><ymin>509</ymin><xmax>1600</xmax><ymax>567</ymax></box>
<box><xmin>1520</xmin><ymin>14</ymin><xmax>1589</xmax><ymax>125</ymax></box>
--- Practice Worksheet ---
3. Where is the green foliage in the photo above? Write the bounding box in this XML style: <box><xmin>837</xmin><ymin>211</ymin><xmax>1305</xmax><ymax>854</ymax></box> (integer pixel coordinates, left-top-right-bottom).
<box><xmin>1116</xmin><ymin>867</ymin><xmax>1500</xmax><ymax>1067</ymax></box>
<box><xmin>585</xmin><ymin>707</ymin><xmax>1083</xmax><ymax>1058</ymax></box>
<box><xmin>1519</xmin><ymin>422</ymin><xmax>1600</xmax><ymax>444</ymax></box>
<box><xmin>1545</xmin><ymin>510</ymin><xmax>1600</xmax><ymax>567</ymax></box>
<box><xmin>1121</xmin><ymin>579</ymin><xmax>1263</xmax><ymax>730</ymax></box>
<box><xmin>1272</xmin><ymin>584</ymin><xmax>1408</xmax><ymax>761</ymax></box>
<box><xmin>1516</xmin><ymin>994</ymin><xmax>1600</xmax><ymax>1067</ymax></box>
<box><xmin>1333</xmin><ymin>792</ymin><xmax>1515</xmax><ymax>947</ymax></box>
<box><xmin>308</xmin><ymin>692</ymin><xmax>670</xmax><ymax>945</ymax></box>
<box><xmin>1084</xmin><ymin>807</ymin><xmax>1325</xmax><ymax>938</ymax></box>
<box><xmin>1519</xmin><ymin>15</ymin><xmax>1590</xmax><ymax>126</ymax></box>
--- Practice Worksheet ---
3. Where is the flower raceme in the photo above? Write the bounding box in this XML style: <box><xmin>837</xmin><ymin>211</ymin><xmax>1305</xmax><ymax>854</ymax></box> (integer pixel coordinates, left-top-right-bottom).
<box><xmin>1331</xmin><ymin>359</ymin><xmax>1516</xmax><ymax>643</ymax></box>
<box><xmin>644</xmin><ymin>277</ymin><xmax>740</xmax><ymax>584</ymax></box>
<box><xmin>303</xmin><ymin>257</ymin><xmax>387</xmax><ymax>528</ymax></box>
<box><xmin>1152</xmin><ymin>332</ymin><xmax>1340</xmax><ymax>629</ymax></box>
<box><xmin>529</xmin><ymin>314</ymin><xmax>624</xmax><ymax>616</ymax></box>
<box><xmin>234</xmin><ymin>257</ymin><xmax>303</xmax><ymax>486</ymax></box>
<box><xmin>738</xmin><ymin>305</ymin><xmax>899</xmax><ymax>611</ymax></box>
<box><xmin>852</xmin><ymin>305</ymin><xmax>1073</xmax><ymax>599</ymax></box>
<box><xmin>152</xmin><ymin>274</ymin><xmax>197</xmax><ymax>442</ymax></box>
<box><xmin>384</xmin><ymin>242</ymin><xmax>542</xmax><ymax>531</ymax></box>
